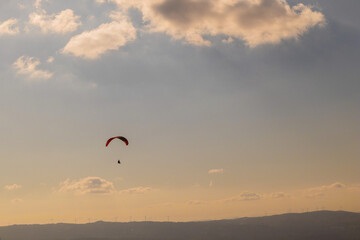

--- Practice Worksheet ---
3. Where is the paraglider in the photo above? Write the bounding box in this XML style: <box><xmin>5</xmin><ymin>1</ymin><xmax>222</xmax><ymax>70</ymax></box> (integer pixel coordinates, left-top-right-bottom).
<box><xmin>106</xmin><ymin>136</ymin><xmax>129</xmax><ymax>147</ymax></box>
<box><xmin>106</xmin><ymin>136</ymin><xmax>129</xmax><ymax>164</ymax></box>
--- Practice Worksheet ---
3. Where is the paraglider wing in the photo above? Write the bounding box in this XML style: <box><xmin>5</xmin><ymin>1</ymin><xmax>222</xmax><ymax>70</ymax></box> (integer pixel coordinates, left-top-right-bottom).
<box><xmin>106</xmin><ymin>136</ymin><xmax>129</xmax><ymax>147</ymax></box>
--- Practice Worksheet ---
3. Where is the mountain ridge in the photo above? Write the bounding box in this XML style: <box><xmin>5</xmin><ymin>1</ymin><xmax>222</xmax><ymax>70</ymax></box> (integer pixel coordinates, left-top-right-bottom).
<box><xmin>1</xmin><ymin>211</ymin><xmax>360</xmax><ymax>240</ymax></box>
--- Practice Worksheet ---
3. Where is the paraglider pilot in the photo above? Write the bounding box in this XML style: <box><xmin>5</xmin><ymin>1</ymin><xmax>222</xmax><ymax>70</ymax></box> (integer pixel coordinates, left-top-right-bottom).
<box><xmin>106</xmin><ymin>136</ymin><xmax>128</xmax><ymax>165</ymax></box>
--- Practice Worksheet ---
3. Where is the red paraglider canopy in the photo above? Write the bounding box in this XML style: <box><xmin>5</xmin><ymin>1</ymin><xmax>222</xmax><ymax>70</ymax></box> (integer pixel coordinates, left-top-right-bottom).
<box><xmin>106</xmin><ymin>136</ymin><xmax>129</xmax><ymax>147</ymax></box>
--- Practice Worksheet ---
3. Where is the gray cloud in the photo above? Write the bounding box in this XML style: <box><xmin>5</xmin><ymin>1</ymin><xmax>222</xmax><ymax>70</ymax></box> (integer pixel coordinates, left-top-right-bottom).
<box><xmin>153</xmin><ymin>0</ymin><xmax>212</xmax><ymax>28</ymax></box>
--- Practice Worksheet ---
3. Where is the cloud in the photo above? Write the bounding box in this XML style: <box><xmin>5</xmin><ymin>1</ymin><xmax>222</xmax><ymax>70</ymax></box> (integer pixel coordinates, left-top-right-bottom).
<box><xmin>222</xmin><ymin>37</ymin><xmax>234</xmax><ymax>44</ymax></box>
<box><xmin>328</xmin><ymin>182</ymin><xmax>346</xmax><ymax>189</ymax></box>
<box><xmin>308</xmin><ymin>182</ymin><xmax>346</xmax><ymax>192</ymax></box>
<box><xmin>348</xmin><ymin>184</ymin><xmax>360</xmax><ymax>192</ymax></box>
<box><xmin>186</xmin><ymin>200</ymin><xmax>208</xmax><ymax>205</ymax></box>
<box><xmin>208</xmin><ymin>168</ymin><xmax>224</xmax><ymax>174</ymax></box>
<box><xmin>119</xmin><ymin>187</ymin><xmax>152</xmax><ymax>194</ymax></box>
<box><xmin>58</xmin><ymin>177</ymin><xmax>152</xmax><ymax>195</ymax></box>
<box><xmin>221</xmin><ymin>191</ymin><xmax>291</xmax><ymax>202</ymax></box>
<box><xmin>18</xmin><ymin>3</ymin><xmax>26</xmax><ymax>9</ymax></box>
<box><xmin>209</xmin><ymin>180</ymin><xmax>213</xmax><ymax>187</ymax></box>
<box><xmin>34</xmin><ymin>0</ymin><xmax>48</xmax><ymax>9</ymax></box>
<box><xmin>47</xmin><ymin>56</ymin><xmax>54</xmax><ymax>63</ymax></box>
<box><xmin>13</xmin><ymin>56</ymin><xmax>53</xmax><ymax>81</ymax></box>
<box><xmin>185</xmin><ymin>190</ymin><xmax>292</xmax><ymax>206</ymax></box>
<box><xmin>304</xmin><ymin>182</ymin><xmax>346</xmax><ymax>198</ymax></box>
<box><xmin>0</xmin><ymin>19</ymin><xmax>19</xmax><ymax>36</ymax></box>
<box><xmin>29</xmin><ymin>9</ymin><xmax>81</xmax><ymax>34</ymax></box>
<box><xmin>4</xmin><ymin>184</ymin><xmax>22</xmax><ymax>191</ymax></box>
<box><xmin>220</xmin><ymin>191</ymin><xmax>262</xmax><ymax>202</ymax></box>
<box><xmin>149</xmin><ymin>202</ymin><xmax>175</xmax><ymax>208</ymax></box>
<box><xmin>104</xmin><ymin>0</ymin><xmax>325</xmax><ymax>47</ymax></box>
<box><xmin>62</xmin><ymin>14</ymin><xmax>136</xmax><ymax>59</ymax></box>
<box><xmin>58</xmin><ymin>177</ymin><xmax>115</xmax><ymax>195</ymax></box>
<box><xmin>264</xmin><ymin>192</ymin><xmax>290</xmax><ymax>199</ymax></box>
<box><xmin>11</xmin><ymin>198</ymin><xmax>24</xmax><ymax>204</ymax></box>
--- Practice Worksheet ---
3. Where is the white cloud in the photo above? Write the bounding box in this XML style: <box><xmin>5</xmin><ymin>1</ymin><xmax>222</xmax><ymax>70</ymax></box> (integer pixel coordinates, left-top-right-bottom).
<box><xmin>18</xmin><ymin>3</ymin><xmax>26</xmax><ymax>9</ymax></box>
<box><xmin>11</xmin><ymin>198</ymin><xmax>24</xmax><ymax>204</ymax></box>
<box><xmin>90</xmin><ymin>82</ymin><xmax>98</xmax><ymax>89</ymax></box>
<box><xmin>34</xmin><ymin>0</ymin><xmax>48</xmax><ymax>9</ymax></box>
<box><xmin>304</xmin><ymin>182</ymin><xmax>346</xmax><ymax>198</ymax></box>
<box><xmin>348</xmin><ymin>184</ymin><xmax>360</xmax><ymax>192</ymax></box>
<box><xmin>208</xmin><ymin>168</ymin><xmax>224</xmax><ymax>174</ymax></box>
<box><xmin>4</xmin><ymin>184</ymin><xmax>22</xmax><ymax>191</ymax></box>
<box><xmin>264</xmin><ymin>192</ymin><xmax>290</xmax><ymax>199</ymax></box>
<box><xmin>0</xmin><ymin>19</ymin><xmax>19</xmax><ymax>36</ymax></box>
<box><xmin>119</xmin><ymin>187</ymin><xmax>152</xmax><ymax>194</ymax></box>
<box><xmin>47</xmin><ymin>56</ymin><xmax>54</xmax><ymax>63</ymax></box>
<box><xmin>307</xmin><ymin>182</ymin><xmax>346</xmax><ymax>192</ymax></box>
<box><xmin>29</xmin><ymin>9</ymin><xmax>81</xmax><ymax>34</ymax></box>
<box><xmin>13</xmin><ymin>56</ymin><xmax>53</xmax><ymax>81</ymax></box>
<box><xmin>209</xmin><ymin>180</ymin><xmax>213</xmax><ymax>187</ymax></box>
<box><xmin>103</xmin><ymin>0</ymin><xmax>325</xmax><ymax>47</ymax></box>
<box><xmin>186</xmin><ymin>200</ymin><xmax>208</xmax><ymax>205</ymax></box>
<box><xmin>185</xmin><ymin>190</ymin><xmax>292</xmax><ymax>206</ymax></box>
<box><xmin>62</xmin><ymin>15</ymin><xmax>136</xmax><ymax>59</ymax></box>
<box><xmin>220</xmin><ymin>191</ymin><xmax>262</xmax><ymax>202</ymax></box>
<box><xmin>62</xmin><ymin>0</ymin><xmax>324</xmax><ymax>58</ymax></box>
<box><xmin>58</xmin><ymin>177</ymin><xmax>115</xmax><ymax>195</ymax></box>
<box><xmin>87</xmin><ymin>15</ymin><xmax>96</xmax><ymax>22</ymax></box>
<box><xmin>221</xmin><ymin>191</ymin><xmax>291</xmax><ymax>202</ymax></box>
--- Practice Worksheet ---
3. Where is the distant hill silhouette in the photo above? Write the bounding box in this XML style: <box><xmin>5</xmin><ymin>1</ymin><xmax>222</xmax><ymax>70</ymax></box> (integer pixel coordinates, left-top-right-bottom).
<box><xmin>1</xmin><ymin>211</ymin><xmax>360</xmax><ymax>240</ymax></box>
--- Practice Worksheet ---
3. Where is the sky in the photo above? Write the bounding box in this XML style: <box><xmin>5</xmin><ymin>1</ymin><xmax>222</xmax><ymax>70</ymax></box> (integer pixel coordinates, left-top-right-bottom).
<box><xmin>1</xmin><ymin>0</ymin><xmax>360</xmax><ymax>225</ymax></box>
